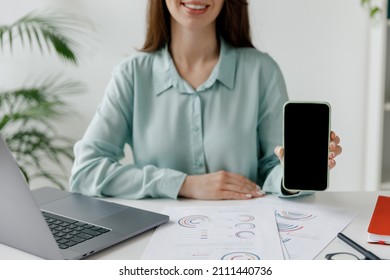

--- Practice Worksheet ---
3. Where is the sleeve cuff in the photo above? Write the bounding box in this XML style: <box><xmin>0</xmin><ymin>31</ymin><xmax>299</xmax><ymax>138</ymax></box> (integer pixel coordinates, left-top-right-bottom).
<box><xmin>261</xmin><ymin>164</ymin><xmax>315</xmax><ymax>198</ymax></box>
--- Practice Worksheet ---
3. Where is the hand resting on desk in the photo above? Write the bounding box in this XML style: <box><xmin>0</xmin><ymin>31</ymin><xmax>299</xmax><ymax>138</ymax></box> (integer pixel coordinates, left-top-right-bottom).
<box><xmin>179</xmin><ymin>170</ymin><xmax>264</xmax><ymax>200</ymax></box>
<box><xmin>179</xmin><ymin>131</ymin><xmax>342</xmax><ymax>200</ymax></box>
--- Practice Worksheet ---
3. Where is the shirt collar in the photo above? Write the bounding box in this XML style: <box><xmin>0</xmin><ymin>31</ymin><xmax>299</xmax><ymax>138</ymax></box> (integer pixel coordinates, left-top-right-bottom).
<box><xmin>152</xmin><ymin>37</ymin><xmax>237</xmax><ymax>96</ymax></box>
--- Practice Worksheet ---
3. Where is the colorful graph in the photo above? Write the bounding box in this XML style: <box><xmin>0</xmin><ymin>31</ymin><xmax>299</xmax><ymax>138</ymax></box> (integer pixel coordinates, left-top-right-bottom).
<box><xmin>235</xmin><ymin>231</ymin><xmax>255</xmax><ymax>239</ymax></box>
<box><xmin>281</xmin><ymin>237</ymin><xmax>291</xmax><ymax>243</ymax></box>
<box><xmin>276</xmin><ymin>210</ymin><xmax>316</xmax><ymax>221</ymax></box>
<box><xmin>235</xmin><ymin>223</ymin><xmax>256</xmax><ymax>229</ymax></box>
<box><xmin>178</xmin><ymin>215</ymin><xmax>211</xmax><ymax>228</ymax></box>
<box><xmin>221</xmin><ymin>252</ymin><xmax>260</xmax><ymax>260</ymax></box>
<box><xmin>277</xmin><ymin>222</ymin><xmax>304</xmax><ymax>232</ymax></box>
<box><xmin>200</xmin><ymin>229</ymin><xmax>208</xmax><ymax>240</ymax></box>
<box><xmin>236</xmin><ymin>214</ymin><xmax>255</xmax><ymax>222</ymax></box>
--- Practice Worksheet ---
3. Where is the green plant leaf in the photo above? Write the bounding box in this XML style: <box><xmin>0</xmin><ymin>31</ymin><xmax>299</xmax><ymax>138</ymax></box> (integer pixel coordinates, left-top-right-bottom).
<box><xmin>370</xmin><ymin>7</ymin><xmax>381</xmax><ymax>18</ymax></box>
<box><xmin>0</xmin><ymin>8</ymin><xmax>92</xmax><ymax>64</ymax></box>
<box><xmin>0</xmin><ymin>76</ymin><xmax>85</xmax><ymax>190</ymax></box>
<box><xmin>5</xmin><ymin>128</ymin><xmax>75</xmax><ymax>190</ymax></box>
<box><xmin>43</xmin><ymin>31</ymin><xmax>77</xmax><ymax>64</ymax></box>
<box><xmin>360</xmin><ymin>0</ymin><xmax>382</xmax><ymax>18</ymax></box>
<box><xmin>0</xmin><ymin>26</ymin><xmax>4</xmax><ymax>50</ymax></box>
<box><xmin>17</xmin><ymin>23</ymin><xmax>25</xmax><ymax>48</ymax></box>
<box><xmin>31</xmin><ymin>23</ymin><xmax>44</xmax><ymax>53</ymax></box>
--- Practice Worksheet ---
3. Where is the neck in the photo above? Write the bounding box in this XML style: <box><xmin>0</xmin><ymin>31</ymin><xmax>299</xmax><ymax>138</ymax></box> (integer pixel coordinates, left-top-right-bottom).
<box><xmin>169</xmin><ymin>22</ymin><xmax>219</xmax><ymax>65</ymax></box>
<box><xmin>168</xmin><ymin>20</ymin><xmax>220</xmax><ymax>89</ymax></box>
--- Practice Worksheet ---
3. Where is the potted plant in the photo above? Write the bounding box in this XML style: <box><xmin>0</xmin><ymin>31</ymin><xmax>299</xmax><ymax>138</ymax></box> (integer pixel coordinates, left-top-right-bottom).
<box><xmin>0</xmin><ymin>8</ymin><xmax>90</xmax><ymax>189</ymax></box>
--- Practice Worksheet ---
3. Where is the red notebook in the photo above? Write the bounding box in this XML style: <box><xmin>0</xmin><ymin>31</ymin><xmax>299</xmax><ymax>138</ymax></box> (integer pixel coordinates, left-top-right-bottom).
<box><xmin>367</xmin><ymin>195</ymin><xmax>390</xmax><ymax>245</ymax></box>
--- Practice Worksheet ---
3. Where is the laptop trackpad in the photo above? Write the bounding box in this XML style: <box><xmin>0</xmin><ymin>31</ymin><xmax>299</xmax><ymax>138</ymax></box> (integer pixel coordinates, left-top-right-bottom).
<box><xmin>40</xmin><ymin>194</ymin><xmax>124</xmax><ymax>222</ymax></box>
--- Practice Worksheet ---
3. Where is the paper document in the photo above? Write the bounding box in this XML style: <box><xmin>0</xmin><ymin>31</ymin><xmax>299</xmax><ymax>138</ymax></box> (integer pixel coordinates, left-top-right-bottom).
<box><xmin>142</xmin><ymin>205</ymin><xmax>283</xmax><ymax>260</ymax></box>
<box><xmin>247</xmin><ymin>196</ymin><xmax>359</xmax><ymax>260</ymax></box>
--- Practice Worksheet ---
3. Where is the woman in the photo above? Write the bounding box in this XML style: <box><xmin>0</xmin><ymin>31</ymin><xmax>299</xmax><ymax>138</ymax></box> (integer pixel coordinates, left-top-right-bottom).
<box><xmin>69</xmin><ymin>0</ymin><xmax>342</xmax><ymax>200</ymax></box>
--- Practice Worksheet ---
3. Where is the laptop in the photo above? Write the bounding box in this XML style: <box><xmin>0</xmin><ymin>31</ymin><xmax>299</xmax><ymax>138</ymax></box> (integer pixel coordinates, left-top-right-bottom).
<box><xmin>0</xmin><ymin>134</ymin><xmax>169</xmax><ymax>260</ymax></box>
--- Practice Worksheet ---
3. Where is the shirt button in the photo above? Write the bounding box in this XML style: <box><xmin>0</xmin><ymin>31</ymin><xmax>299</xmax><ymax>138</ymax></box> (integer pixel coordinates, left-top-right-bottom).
<box><xmin>195</xmin><ymin>161</ymin><xmax>202</xmax><ymax>167</ymax></box>
<box><xmin>194</xmin><ymin>126</ymin><xmax>199</xmax><ymax>132</ymax></box>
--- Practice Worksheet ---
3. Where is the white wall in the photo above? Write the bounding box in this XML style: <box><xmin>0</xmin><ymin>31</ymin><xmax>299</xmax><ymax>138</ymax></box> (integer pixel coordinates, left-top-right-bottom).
<box><xmin>0</xmin><ymin>0</ymin><xmax>372</xmax><ymax>191</ymax></box>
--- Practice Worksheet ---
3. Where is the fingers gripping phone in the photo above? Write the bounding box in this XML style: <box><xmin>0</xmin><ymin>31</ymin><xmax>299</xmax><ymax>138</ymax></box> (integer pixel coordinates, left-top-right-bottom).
<box><xmin>282</xmin><ymin>101</ymin><xmax>331</xmax><ymax>191</ymax></box>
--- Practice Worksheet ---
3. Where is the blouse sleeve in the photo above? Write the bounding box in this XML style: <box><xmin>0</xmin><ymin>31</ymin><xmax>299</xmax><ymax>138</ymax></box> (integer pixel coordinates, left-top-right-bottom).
<box><xmin>69</xmin><ymin>62</ymin><xmax>186</xmax><ymax>199</ymax></box>
<box><xmin>255</xmin><ymin>55</ymin><xmax>313</xmax><ymax>198</ymax></box>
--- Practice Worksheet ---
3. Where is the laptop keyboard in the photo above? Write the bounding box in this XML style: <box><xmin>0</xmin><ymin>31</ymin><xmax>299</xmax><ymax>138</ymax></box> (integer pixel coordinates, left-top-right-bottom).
<box><xmin>42</xmin><ymin>211</ymin><xmax>111</xmax><ymax>249</ymax></box>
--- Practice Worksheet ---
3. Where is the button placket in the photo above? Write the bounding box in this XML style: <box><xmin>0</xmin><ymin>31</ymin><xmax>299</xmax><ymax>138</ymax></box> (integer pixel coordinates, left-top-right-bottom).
<box><xmin>191</xmin><ymin>93</ymin><xmax>206</xmax><ymax>174</ymax></box>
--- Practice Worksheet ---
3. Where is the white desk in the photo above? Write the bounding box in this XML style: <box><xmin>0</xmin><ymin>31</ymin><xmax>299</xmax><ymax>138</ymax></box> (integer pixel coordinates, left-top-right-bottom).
<box><xmin>1</xmin><ymin>191</ymin><xmax>389</xmax><ymax>260</ymax></box>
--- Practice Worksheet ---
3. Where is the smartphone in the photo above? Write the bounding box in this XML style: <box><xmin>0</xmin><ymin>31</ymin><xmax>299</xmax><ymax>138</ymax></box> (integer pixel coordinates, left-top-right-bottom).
<box><xmin>283</xmin><ymin>101</ymin><xmax>331</xmax><ymax>191</ymax></box>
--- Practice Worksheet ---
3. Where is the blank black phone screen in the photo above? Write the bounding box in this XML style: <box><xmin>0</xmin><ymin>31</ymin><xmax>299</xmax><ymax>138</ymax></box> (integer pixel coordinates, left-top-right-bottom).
<box><xmin>283</xmin><ymin>102</ymin><xmax>330</xmax><ymax>191</ymax></box>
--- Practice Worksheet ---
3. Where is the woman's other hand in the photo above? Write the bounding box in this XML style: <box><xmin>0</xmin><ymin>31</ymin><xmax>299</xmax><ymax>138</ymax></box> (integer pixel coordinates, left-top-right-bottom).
<box><xmin>179</xmin><ymin>171</ymin><xmax>264</xmax><ymax>200</ymax></box>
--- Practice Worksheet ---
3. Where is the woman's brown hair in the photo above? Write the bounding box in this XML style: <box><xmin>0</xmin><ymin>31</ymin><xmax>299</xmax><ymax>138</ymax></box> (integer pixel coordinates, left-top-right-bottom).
<box><xmin>140</xmin><ymin>0</ymin><xmax>254</xmax><ymax>52</ymax></box>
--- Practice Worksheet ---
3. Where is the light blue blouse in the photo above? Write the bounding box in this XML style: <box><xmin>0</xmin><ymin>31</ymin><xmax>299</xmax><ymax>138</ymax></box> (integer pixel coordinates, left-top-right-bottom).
<box><xmin>70</xmin><ymin>38</ymin><xmax>295</xmax><ymax>199</ymax></box>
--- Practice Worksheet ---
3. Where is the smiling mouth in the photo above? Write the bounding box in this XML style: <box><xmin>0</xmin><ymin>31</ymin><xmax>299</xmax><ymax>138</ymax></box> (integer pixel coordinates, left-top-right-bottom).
<box><xmin>182</xmin><ymin>2</ymin><xmax>209</xmax><ymax>11</ymax></box>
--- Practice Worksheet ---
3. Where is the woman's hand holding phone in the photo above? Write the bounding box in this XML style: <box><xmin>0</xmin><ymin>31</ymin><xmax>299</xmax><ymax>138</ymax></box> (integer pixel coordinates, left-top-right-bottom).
<box><xmin>275</xmin><ymin>131</ymin><xmax>342</xmax><ymax>170</ymax></box>
<box><xmin>279</xmin><ymin>101</ymin><xmax>342</xmax><ymax>192</ymax></box>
